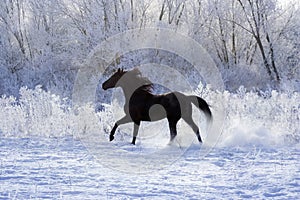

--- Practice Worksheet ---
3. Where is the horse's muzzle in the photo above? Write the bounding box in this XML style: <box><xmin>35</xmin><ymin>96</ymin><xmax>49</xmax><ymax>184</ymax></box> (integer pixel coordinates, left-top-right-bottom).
<box><xmin>102</xmin><ymin>82</ymin><xmax>108</xmax><ymax>90</ymax></box>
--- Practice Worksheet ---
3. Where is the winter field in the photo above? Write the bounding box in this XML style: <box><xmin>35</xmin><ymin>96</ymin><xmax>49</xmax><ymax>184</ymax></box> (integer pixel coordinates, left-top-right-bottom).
<box><xmin>0</xmin><ymin>87</ymin><xmax>299</xmax><ymax>199</ymax></box>
<box><xmin>0</xmin><ymin>0</ymin><xmax>299</xmax><ymax>199</ymax></box>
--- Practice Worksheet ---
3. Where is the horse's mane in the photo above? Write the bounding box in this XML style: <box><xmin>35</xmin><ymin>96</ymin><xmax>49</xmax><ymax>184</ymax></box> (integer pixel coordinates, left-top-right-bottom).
<box><xmin>125</xmin><ymin>68</ymin><xmax>153</xmax><ymax>93</ymax></box>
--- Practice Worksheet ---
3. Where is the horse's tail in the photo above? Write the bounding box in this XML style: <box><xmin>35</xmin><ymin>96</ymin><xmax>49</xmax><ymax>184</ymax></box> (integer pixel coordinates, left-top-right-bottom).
<box><xmin>189</xmin><ymin>95</ymin><xmax>212</xmax><ymax>123</ymax></box>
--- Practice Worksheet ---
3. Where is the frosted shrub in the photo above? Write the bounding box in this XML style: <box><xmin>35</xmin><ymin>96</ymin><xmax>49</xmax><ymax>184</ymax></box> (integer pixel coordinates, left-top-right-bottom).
<box><xmin>0</xmin><ymin>96</ymin><xmax>26</xmax><ymax>136</ymax></box>
<box><xmin>196</xmin><ymin>84</ymin><xmax>299</xmax><ymax>147</ymax></box>
<box><xmin>0</xmin><ymin>86</ymin><xmax>105</xmax><ymax>139</ymax></box>
<box><xmin>71</xmin><ymin>103</ymin><xmax>104</xmax><ymax>139</ymax></box>
<box><xmin>20</xmin><ymin>86</ymin><xmax>74</xmax><ymax>137</ymax></box>
<box><xmin>0</xmin><ymin>86</ymin><xmax>73</xmax><ymax>137</ymax></box>
<box><xmin>0</xmin><ymin>86</ymin><xmax>299</xmax><ymax>147</ymax></box>
<box><xmin>220</xmin><ymin>87</ymin><xmax>300</xmax><ymax>147</ymax></box>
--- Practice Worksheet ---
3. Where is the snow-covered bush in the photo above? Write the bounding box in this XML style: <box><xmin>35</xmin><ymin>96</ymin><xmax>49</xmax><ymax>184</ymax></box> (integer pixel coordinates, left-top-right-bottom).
<box><xmin>219</xmin><ymin>88</ymin><xmax>299</xmax><ymax>146</ymax></box>
<box><xmin>0</xmin><ymin>86</ymin><xmax>298</xmax><ymax>147</ymax></box>
<box><xmin>0</xmin><ymin>86</ymin><xmax>107</xmax><ymax>139</ymax></box>
<box><xmin>0</xmin><ymin>86</ymin><xmax>74</xmax><ymax>137</ymax></box>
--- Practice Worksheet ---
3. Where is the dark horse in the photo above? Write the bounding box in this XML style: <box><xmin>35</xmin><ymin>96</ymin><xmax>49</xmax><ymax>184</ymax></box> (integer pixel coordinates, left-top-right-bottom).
<box><xmin>102</xmin><ymin>68</ymin><xmax>212</xmax><ymax>145</ymax></box>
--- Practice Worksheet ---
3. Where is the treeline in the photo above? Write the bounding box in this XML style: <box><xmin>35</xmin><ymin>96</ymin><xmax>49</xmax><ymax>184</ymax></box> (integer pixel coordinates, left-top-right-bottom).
<box><xmin>0</xmin><ymin>0</ymin><xmax>299</xmax><ymax>96</ymax></box>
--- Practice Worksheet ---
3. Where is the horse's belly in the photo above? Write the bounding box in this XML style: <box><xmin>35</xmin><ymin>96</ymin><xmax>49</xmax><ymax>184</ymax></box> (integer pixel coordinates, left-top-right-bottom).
<box><xmin>147</xmin><ymin>104</ymin><xmax>167</xmax><ymax>121</ymax></box>
<box><xmin>129</xmin><ymin>103</ymin><xmax>167</xmax><ymax>122</ymax></box>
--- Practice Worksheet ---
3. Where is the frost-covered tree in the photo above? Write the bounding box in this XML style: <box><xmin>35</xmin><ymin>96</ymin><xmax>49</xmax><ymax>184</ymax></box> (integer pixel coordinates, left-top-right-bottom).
<box><xmin>235</xmin><ymin>0</ymin><xmax>281</xmax><ymax>81</ymax></box>
<box><xmin>0</xmin><ymin>0</ymin><xmax>299</xmax><ymax>96</ymax></box>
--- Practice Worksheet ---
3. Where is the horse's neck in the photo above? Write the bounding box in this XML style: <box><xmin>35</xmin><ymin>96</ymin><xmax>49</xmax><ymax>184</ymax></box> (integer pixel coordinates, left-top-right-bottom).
<box><xmin>120</xmin><ymin>84</ymin><xmax>135</xmax><ymax>103</ymax></box>
<box><xmin>121</xmin><ymin>83</ymin><xmax>148</xmax><ymax>101</ymax></box>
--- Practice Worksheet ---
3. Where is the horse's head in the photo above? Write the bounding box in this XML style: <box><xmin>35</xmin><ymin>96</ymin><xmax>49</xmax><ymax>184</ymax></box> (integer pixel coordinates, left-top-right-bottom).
<box><xmin>102</xmin><ymin>68</ymin><xmax>126</xmax><ymax>90</ymax></box>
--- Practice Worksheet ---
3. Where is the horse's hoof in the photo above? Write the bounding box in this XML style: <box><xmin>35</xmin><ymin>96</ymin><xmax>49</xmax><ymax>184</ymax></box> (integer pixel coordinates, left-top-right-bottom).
<box><xmin>131</xmin><ymin>137</ymin><xmax>136</xmax><ymax>145</ymax></box>
<box><xmin>109</xmin><ymin>135</ymin><xmax>114</xmax><ymax>141</ymax></box>
<box><xmin>198</xmin><ymin>137</ymin><xmax>202</xmax><ymax>143</ymax></box>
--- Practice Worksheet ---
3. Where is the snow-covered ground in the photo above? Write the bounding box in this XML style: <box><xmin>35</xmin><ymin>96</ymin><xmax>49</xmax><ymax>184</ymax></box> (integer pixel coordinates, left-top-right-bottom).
<box><xmin>0</xmin><ymin>87</ymin><xmax>299</xmax><ymax>199</ymax></box>
<box><xmin>0</xmin><ymin>137</ymin><xmax>299</xmax><ymax>199</ymax></box>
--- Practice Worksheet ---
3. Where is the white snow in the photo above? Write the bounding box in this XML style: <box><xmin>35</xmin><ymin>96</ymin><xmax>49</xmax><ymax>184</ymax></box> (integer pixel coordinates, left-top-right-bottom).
<box><xmin>0</xmin><ymin>137</ymin><xmax>299</xmax><ymax>199</ymax></box>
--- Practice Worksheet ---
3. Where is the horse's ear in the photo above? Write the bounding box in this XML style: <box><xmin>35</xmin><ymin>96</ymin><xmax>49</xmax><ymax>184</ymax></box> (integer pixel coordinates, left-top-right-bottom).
<box><xmin>117</xmin><ymin>68</ymin><xmax>121</xmax><ymax>73</ymax></box>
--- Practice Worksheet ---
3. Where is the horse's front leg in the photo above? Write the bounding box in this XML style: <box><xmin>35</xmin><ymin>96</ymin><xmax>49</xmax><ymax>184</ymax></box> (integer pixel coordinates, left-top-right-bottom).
<box><xmin>131</xmin><ymin>122</ymin><xmax>140</xmax><ymax>145</ymax></box>
<box><xmin>109</xmin><ymin>115</ymin><xmax>131</xmax><ymax>141</ymax></box>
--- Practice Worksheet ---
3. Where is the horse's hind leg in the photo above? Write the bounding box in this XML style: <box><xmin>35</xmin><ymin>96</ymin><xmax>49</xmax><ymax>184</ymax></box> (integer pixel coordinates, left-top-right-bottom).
<box><xmin>168</xmin><ymin>119</ymin><xmax>178</xmax><ymax>142</ymax></box>
<box><xmin>183</xmin><ymin>115</ymin><xmax>202</xmax><ymax>143</ymax></box>
<box><xmin>131</xmin><ymin>122</ymin><xmax>140</xmax><ymax>145</ymax></box>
